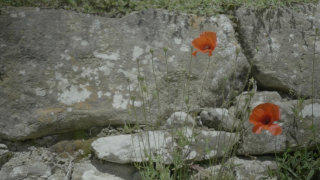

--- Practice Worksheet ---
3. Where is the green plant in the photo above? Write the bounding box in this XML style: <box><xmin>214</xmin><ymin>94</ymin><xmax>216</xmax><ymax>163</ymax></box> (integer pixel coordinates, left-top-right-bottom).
<box><xmin>271</xmin><ymin>148</ymin><xmax>320</xmax><ymax>179</ymax></box>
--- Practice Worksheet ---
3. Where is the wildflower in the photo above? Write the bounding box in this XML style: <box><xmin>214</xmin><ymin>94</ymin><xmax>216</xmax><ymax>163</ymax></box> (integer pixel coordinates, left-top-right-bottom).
<box><xmin>249</xmin><ymin>103</ymin><xmax>282</xmax><ymax>136</ymax></box>
<box><xmin>192</xmin><ymin>31</ymin><xmax>217</xmax><ymax>56</ymax></box>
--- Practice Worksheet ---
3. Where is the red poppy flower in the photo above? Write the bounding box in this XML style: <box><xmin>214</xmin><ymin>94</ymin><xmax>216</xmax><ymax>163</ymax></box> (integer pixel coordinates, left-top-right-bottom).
<box><xmin>192</xmin><ymin>31</ymin><xmax>217</xmax><ymax>56</ymax></box>
<box><xmin>249</xmin><ymin>103</ymin><xmax>282</xmax><ymax>136</ymax></box>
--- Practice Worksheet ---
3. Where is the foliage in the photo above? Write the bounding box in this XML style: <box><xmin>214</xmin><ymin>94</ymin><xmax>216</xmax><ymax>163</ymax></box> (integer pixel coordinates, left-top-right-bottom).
<box><xmin>270</xmin><ymin>148</ymin><xmax>320</xmax><ymax>180</ymax></box>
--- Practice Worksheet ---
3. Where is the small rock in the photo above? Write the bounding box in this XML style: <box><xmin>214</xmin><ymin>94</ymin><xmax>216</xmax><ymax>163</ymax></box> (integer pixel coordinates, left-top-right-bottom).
<box><xmin>200</xmin><ymin>108</ymin><xmax>240</xmax><ymax>131</ymax></box>
<box><xmin>166</xmin><ymin>111</ymin><xmax>196</xmax><ymax>128</ymax></box>
<box><xmin>0</xmin><ymin>144</ymin><xmax>12</xmax><ymax>167</ymax></box>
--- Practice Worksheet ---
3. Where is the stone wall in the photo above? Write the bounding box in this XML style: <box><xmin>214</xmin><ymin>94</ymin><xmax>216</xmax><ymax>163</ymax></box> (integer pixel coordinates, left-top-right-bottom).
<box><xmin>0</xmin><ymin>3</ymin><xmax>319</xmax><ymax>179</ymax></box>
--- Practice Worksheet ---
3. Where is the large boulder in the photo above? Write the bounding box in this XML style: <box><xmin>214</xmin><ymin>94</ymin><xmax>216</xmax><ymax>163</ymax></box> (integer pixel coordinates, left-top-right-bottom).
<box><xmin>236</xmin><ymin>3</ymin><xmax>320</xmax><ymax>98</ymax></box>
<box><xmin>0</xmin><ymin>7</ymin><xmax>249</xmax><ymax>140</ymax></box>
<box><xmin>91</xmin><ymin>128</ymin><xmax>239</xmax><ymax>164</ymax></box>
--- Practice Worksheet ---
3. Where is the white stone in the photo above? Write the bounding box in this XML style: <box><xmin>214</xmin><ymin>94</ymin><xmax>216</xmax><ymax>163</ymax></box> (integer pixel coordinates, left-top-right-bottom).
<box><xmin>174</xmin><ymin>38</ymin><xmax>182</xmax><ymax>45</ymax></box>
<box><xmin>81</xmin><ymin>40</ymin><xmax>89</xmax><ymax>46</ymax></box>
<box><xmin>94</xmin><ymin>51</ymin><xmax>119</xmax><ymax>61</ymax></box>
<box><xmin>302</xmin><ymin>103</ymin><xmax>320</xmax><ymax>118</ymax></box>
<box><xmin>132</xmin><ymin>46</ymin><xmax>144</xmax><ymax>61</ymax></box>
<box><xmin>97</xmin><ymin>91</ymin><xmax>103</xmax><ymax>98</ymax></box>
<box><xmin>166</xmin><ymin>111</ymin><xmax>196</xmax><ymax>127</ymax></box>
<box><xmin>35</xmin><ymin>88</ymin><xmax>46</xmax><ymax>97</ymax></box>
<box><xmin>82</xmin><ymin>170</ymin><xmax>123</xmax><ymax>180</ymax></box>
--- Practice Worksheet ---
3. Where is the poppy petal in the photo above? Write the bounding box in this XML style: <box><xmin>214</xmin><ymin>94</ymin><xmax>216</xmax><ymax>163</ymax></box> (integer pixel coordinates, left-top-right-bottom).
<box><xmin>261</xmin><ymin>103</ymin><xmax>280</xmax><ymax>123</ymax></box>
<box><xmin>271</xmin><ymin>104</ymin><xmax>280</xmax><ymax>122</ymax></box>
<box><xmin>252</xmin><ymin>125</ymin><xmax>263</xmax><ymax>134</ymax></box>
<box><xmin>191</xmin><ymin>31</ymin><xmax>217</xmax><ymax>57</ymax></box>
<box><xmin>202</xmin><ymin>32</ymin><xmax>217</xmax><ymax>49</ymax></box>
<box><xmin>192</xmin><ymin>37</ymin><xmax>209</xmax><ymax>50</ymax></box>
<box><xmin>249</xmin><ymin>108</ymin><xmax>265</xmax><ymax>125</ymax></box>
<box><xmin>268</xmin><ymin>124</ymin><xmax>282</xmax><ymax>136</ymax></box>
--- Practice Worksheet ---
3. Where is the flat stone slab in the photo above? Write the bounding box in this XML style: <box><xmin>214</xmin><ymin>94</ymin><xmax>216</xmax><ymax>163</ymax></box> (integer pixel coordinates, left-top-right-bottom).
<box><xmin>72</xmin><ymin>160</ymin><xmax>140</xmax><ymax>180</ymax></box>
<box><xmin>92</xmin><ymin>128</ymin><xmax>239</xmax><ymax>164</ymax></box>
<box><xmin>0</xmin><ymin>7</ymin><xmax>249</xmax><ymax>140</ymax></box>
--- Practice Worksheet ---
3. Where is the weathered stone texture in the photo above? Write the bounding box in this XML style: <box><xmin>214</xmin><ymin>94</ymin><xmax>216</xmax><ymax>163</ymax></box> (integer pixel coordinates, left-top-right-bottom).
<box><xmin>236</xmin><ymin>3</ymin><xmax>320</xmax><ymax>98</ymax></box>
<box><xmin>0</xmin><ymin>7</ymin><xmax>249</xmax><ymax>140</ymax></box>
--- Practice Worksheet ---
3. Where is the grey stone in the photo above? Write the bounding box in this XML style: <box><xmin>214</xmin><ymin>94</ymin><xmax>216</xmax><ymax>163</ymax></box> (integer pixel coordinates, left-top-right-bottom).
<box><xmin>0</xmin><ymin>147</ymin><xmax>54</xmax><ymax>180</ymax></box>
<box><xmin>191</xmin><ymin>157</ymin><xmax>277</xmax><ymax>180</ymax></box>
<box><xmin>200</xmin><ymin>108</ymin><xmax>240</xmax><ymax>131</ymax></box>
<box><xmin>72</xmin><ymin>160</ymin><xmax>140</xmax><ymax>180</ymax></box>
<box><xmin>236</xmin><ymin>3</ymin><xmax>320</xmax><ymax>98</ymax></box>
<box><xmin>0</xmin><ymin>144</ymin><xmax>12</xmax><ymax>167</ymax></box>
<box><xmin>92</xmin><ymin>128</ymin><xmax>239</xmax><ymax>164</ymax></box>
<box><xmin>0</xmin><ymin>7</ymin><xmax>249</xmax><ymax>140</ymax></box>
<box><xmin>165</xmin><ymin>111</ymin><xmax>196</xmax><ymax>128</ymax></box>
<box><xmin>231</xmin><ymin>91</ymin><xmax>320</xmax><ymax>155</ymax></box>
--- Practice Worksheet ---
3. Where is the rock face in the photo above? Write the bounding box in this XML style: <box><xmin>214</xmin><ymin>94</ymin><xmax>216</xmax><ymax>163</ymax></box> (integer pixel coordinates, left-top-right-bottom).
<box><xmin>0</xmin><ymin>7</ymin><xmax>249</xmax><ymax>140</ymax></box>
<box><xmin>236</xmin><ymin>3</ymin><xmax>320</xmax><ymax>98</ymax></box>
<box><xmin>231</xmin><ymin>91</ymin><xmax>320</xmax><ymax>155</ymax></box>
<box><xmin>92</xmin><ymin>128</ymin><xmax>239</xmax><ymax>164</ymax></box>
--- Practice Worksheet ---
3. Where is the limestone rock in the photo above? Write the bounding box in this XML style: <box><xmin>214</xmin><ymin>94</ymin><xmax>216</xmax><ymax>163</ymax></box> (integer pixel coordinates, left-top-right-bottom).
<box><xmin>0</xmin><ymin>7</ymin><xmax>249</xmax><ymax>140</ymax></box>
<box><xmin>191</xmin><ymin>157</ymin><xmax>277</xmax><ymax>180</ymax></box>
<box><xmin>0</xmin><ymin>144</ymin><xmax>12</xmax><ymax>167</ymax></box>
<box><xmin>200</xmin><ymin>108</ymin><xmax>240</xmax><ymax>131</ymax></box>
<box><xmin>72</xmin><ymin>160</ymin><xmax>140</xmax><ymax>180</ymax></box>
<box><xmin>165</xmin><ymin>111</ymin><xmax>196</xmax><ymax>128</ymax></box>
<box><xmin>236</xmin><ymin>3</ymin><xmax>320</xmax><ymax>98</ymax></box>
<box><xmin>92</xmin><ymin>128</ymin><xmax>239</xmax><ymax>164</ymax></box>
<box><xmin>230</xmin><ymin>91</ymin><xmax>320</xmax><ymax>155</ymax></box>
